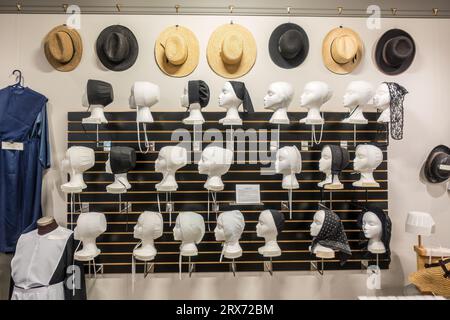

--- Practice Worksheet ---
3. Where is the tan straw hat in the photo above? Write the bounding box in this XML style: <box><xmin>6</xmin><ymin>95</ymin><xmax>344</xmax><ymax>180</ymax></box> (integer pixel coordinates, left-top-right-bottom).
<box><xmin>409</xmin><ymin>262</ymin><xmax>450</xmax><ymax>297</ymax></box>
<box><xmin>207</xmin><ymin>23</ymin><xmax>257</xmax><ymax>79</ymax></box>
<box><xmin>44</xmin><ymin>25</ymin><xmax>83</xmax><ymax>72</ymax></box>
<box><xmin>155</xmin><ymin>25</ymin><xmax>199</xmax><ymax>77</ymax></box>
<box><xmin>322</xmin><ymin>26</ymin><xmax>363</xmax><ymax>74</ymax></box>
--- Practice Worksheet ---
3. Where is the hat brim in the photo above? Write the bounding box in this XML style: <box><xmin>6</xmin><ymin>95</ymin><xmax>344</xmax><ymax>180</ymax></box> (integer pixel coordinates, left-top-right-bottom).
<box><xmin>424</xmin><ymin>145</ymin><xmax>450</xmax><ymax>183</ymax></box>
<box><xmin>44</xmin><ymin>25</ymin><xmax>83</xmax><ymax>72</ymax></box>
<box><xmin>154</xmin><ymin>25</ymin><xmax>199</xmax><ymax>78</ymax></box>
<box><xmin>96</xmin><ymin>25</ymin><xmax>139</xmax><ymax>72</ymax></box>
<box><xmin>207</xmin><ymin>24</ymin><xmax>257</xmax><ymax>79</ymax></box>
<box><xmin>322</xmin><ymin>27</ymin><xmax>363</xmax><ymax>75</ymax></box>
<box><xmin>268</xmin><ymin>23</ymin><xmax>309</xmax><ymax>69</ymax></box>
<box><xmin>375</xmin><ymin>29</ymin><xmax>415</xmax><ymax>76</ymax></box>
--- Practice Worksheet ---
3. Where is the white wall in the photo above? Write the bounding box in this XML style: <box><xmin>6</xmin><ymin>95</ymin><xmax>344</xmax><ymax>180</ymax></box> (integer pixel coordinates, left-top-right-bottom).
<box><xmin>0</xmin><ymin>13</ymin><xmax>449</xmax><ymax>300</ymax></box>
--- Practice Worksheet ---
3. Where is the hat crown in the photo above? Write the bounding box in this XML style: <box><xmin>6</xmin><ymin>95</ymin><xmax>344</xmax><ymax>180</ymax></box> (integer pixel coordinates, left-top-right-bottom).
<box><xmin>331</xmin><ymin>35</ymin><xmax>357</xmax><ymax>64</ymax></box>
<box><xmin>383</xmin><ymin>36</ymin><xmax>414</xmax><ymax>67</ymax></box>
<box><xmin>431</xmin><ymin>153</ymin><xmax>450</xmax><ymax>180</ymax></box>
<box><xmin>278</xmin><ymin>29</ymin><xmax>303</xmax><ymax>59</ymax></box>
<box><xmin>48</xmin><ymin>31</ymin><xmax>74</xmax><ymax>63</ymax></box>
<box><xmin>164</xmin><ymin>33</ymin><xmax>188</xmax><ymax>66</ymax></box>
<box><xmin>103</xmin><ymin>32</ymin><xmax>129</xmax><ymax>63</ymax></box>
<box><xmin>221</xmin><ymin>33</ymin><xmax>243</xmax><ymax>65</ymax></box>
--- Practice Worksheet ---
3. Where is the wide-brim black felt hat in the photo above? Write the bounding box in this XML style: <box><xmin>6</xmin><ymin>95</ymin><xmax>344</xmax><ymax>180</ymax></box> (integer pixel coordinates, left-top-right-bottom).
<box><xmin>96</xmin><ymin>25</ymin><xmax>139</xmax><ymax>71</ymax></box>
<box><xmin>424</xmin><ymin>145</ymin><xmax>450</xmax><ymax>183</ymax></box>
<box><xmin>269</xmin><ymin>23</ymin><xmax>309</xmax><ymax>69</ymax></box>
<box><xmin>375</xmin><ymin>28</ymin><xmax>415</xmax><ymax>75</ymax></box>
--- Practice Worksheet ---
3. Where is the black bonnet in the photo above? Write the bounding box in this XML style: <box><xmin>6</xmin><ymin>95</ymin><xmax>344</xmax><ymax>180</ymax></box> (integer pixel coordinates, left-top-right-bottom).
<box><xmin>188</xmin><ymin>80</ymin><xmax>210</xmax><ymax>108</ymax></box>
<box><xmin>110</xmin><ymin>146</ymin><xmax>136</xmax><ymax>174</ymax></box>
<box><xmin>87</xmin><ymin>79</ymin><xmax>114</xmax><ymax>107</ymax></box>
<box><xmin>268</xmin><ymin>209</ymin><xmax>285</xmax><ymax>235</ymax></box>
<box><xmin>324</xmin><ymin>145</ymin><xmax>350</xmax><ymax>176</ymax></box>
<box><xmin>357</xmin><ymin>204</ymin><xmax>392</xmax><ymax>255</ymax></box>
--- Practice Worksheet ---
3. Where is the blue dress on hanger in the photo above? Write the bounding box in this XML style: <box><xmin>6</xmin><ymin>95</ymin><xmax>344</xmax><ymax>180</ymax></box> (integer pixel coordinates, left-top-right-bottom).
<box><xmin>0</xmin><ymin>85</ymin><xmax>50</xmax><ymax>253</ymax></box>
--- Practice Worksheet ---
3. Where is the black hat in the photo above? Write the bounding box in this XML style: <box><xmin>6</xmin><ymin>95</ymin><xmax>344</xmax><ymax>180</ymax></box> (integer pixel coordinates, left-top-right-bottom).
<box><xmin>375</xmin><ymin>29</ymin><xmax>415</xmax><ymax>75</ymax></box>
<box><xmin>188</xmin><ymin>80</ymin><xmax>210</xmax><ymax>108</ymax></box>
<box><xmin>269</xmin><ymin>23</ymin><xmax>309</xmax><ymax>69</ymax></box>
<box><xmin>96</xmin><ymin>25</ymin><xmax>139</xmax><ymax>71</ymax></box>
<box><xmin>229</xmin><ymin>81</ymin><xmax>254</xmax><ymax>113</ymax></box>
<box><xmin>87</xmin><ymin>79</ymin><xmax>114</xmax><ymax>107</ymax></box>
<box><xmin>268</xmin><ymin>209</ymin><xmax>285</xmax><ymax>235</ymax></box>
<box><xmin>110</xmin><ymin>146</ymin><xmax>136</xmax><ymax>174</ymax></box>
<box><xmin>424</xmin><ymin>145</ymin><xmax>450</xmax><ymax>183</ymax></box>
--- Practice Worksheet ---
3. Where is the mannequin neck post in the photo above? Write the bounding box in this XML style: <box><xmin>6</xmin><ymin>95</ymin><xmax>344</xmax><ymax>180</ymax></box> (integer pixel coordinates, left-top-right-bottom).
<box><xmin>282</xmin><ymin>173</ymin><xmax>299</xmax><ymax>189</ymax></box>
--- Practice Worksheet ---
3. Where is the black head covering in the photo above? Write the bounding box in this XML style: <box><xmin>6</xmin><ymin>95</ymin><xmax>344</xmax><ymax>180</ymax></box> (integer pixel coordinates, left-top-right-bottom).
<box><xmin>384</xmin><ymin>82</ymin><xmax>408</xmax><ymax>141</ymax></box>
<box><xmin>357</xmin><ymin>205</ymin><xmax>392</xmax><ymax>257</ymax></box>
<box><xmin>311</xmin><ymin>209</ymin><xmax>351</xmax><ymax>265</ymax></box>
<box><xmin>324</xmin><ymin>144</ymin><xmax>350</xmax><ymax>177</ymax></box>
<box><xmin>268</xmin><ymin>209</ymin><xmax>284</xmax><ymax>235</ymax></box>
<box><xmin>109</xmin><ymin>146</ymin><xmax>136</xmax><ymax>174</ymax></box>
<box><xmin>188</xmin><ymin>80</ymin><xmax>210</xmax><ymax>108</ymax></box>
<box><xmin>87</xmin><ymin>79</ymin><xmax>114</xmax><ymax>107</ymax></box>
<box><xmin>228</xmin><ymin>81</ymin><xmax>254</xmax><ymax>113</ymax></box>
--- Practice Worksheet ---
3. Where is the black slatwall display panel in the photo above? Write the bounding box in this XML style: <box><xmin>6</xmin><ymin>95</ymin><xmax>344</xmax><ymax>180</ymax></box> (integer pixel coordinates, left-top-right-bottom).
<box><xmin>67</xmin><ymin>111</ymin><xmax>389</xmax><ymax>274</ymax></box>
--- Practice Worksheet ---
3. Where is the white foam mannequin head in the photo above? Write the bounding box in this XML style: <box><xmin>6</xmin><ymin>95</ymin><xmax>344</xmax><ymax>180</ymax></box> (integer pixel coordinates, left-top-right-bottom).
<box><xmin>361</xmin><ymin>211</ymin><xmax>386</xmax><ymax>254</ymax></box>
<box><xmin>155</xmin><ymin>146</ymin><xmax>188</xmax><ymax>192</ymax></box>
<box><xmin>181</xmin><ymin>83</ymin><xmax>205</xmax><ymax>125</ymax></box>
<box><xmin>129</xmin><ymin>81</ymin><xmax>160</xmax><ymax>123</ymax></box>
<box><xmin>218</xmin><ymin>82</ymin><xmax>243</xmax><ymax>125</ymax></box>
<box><xmin>74</xmin><ymin>212</ymin><xmax>107</xmax><ymax>261</ymax></box>
<box><xmin>214</xmin><ymin>210</ymin><xmax>245</xmax><ymax>260</ymax></box>
<box><xmin>256</xmin><ymin>210</ymin><xmax>281</xmax><ymax>257</ymax></box>
<box><xmin>275</xmin><ymin>146</ymin><xmax>302</xmax><ymax>189</ymax></box>
<box><xmin>342</xmin><ymin>81</ymin><xmax>374</xmax><ymax>124</ymax></box>
<box><xmin>372</xmin><ymin>83</ymin><xmax>391</xmax><ymax>123</ymax></box>
<box><xmin>198</xmin><ymin>146</ymin><xmax>233</xmax><ymax>191</ymax></box>
<box><xmin>173</xmin><ymin>212</ymin><xmax>205</xmax><ymax>256</ymax></box>
<box><xmin>105</xmin><ymin>155</ymin><xmax>131</xmax><ymax>194</ymax></box>
<box><xmin>61</xmin><ymin>146</ymin><xmax>95</xmax><ymax>193</ymax></box>
<box><xmin>309</xmin><ymin>210</ymin><xmax>335</xmax><ymax>258</ymax></box>
<box><xmin>81</xmin><ymin>92</ymin><xmax>108</xmax><ymax>124</ymax></box>
<box><xmin>264</xmin><ymin>82</ymin><xmax>294</xmax><ymax>124</ymax></box>
<box><xmin>353</xmin><ymin>144</ymin><xmax>383</xmax><ymax>187</ymax></box>
<box><xmin>133</xmin><ymin>211</ymin><xmax>164</xmax><ymax>261</ymax></box>
<box><xmin>299</xmin><ymin>81</ymin><xmax>333</xmax><ymax>124</ymax></box>
<box><xmin>318</xmin><ymin>146</ymin><xmax>343</xmax><ymax>188</ymax></box>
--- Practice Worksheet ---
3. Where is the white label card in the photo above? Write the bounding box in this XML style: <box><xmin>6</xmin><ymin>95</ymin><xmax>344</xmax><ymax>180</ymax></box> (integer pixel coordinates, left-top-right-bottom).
<box><xmin>235</xmin><ymin>184</ymin><xmax>261</xmax><ymax>204</ymax></box>
<box><xmin>2</xmin><ymin>141</ymin><xmax>24</xmax><ymax>151</ymax></box>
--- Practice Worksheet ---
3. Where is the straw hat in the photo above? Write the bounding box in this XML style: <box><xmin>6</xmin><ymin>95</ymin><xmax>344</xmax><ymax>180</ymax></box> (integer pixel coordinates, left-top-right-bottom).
<box><xmin>409</xmin><ymin>264</ymin><xmax>450</xmax><ymax>297</ymax></box>
<box><xmin>207</xmin><ymin>23</ymin><xmax>257</xmax><ymax>79</ymax></box>
<box><xmin>322</xmin><ymin>26</ymin><xmax>363</xmax><ymax>74</ymax></box>
<box><xmin>44</xmin><ymin>25</ymin><xmax>83</xmax><ymax>72</ymax></box>
<box><xmin>155</xmin><ymin>25</ymin><xmax>199</xmax><ymax>77</ymax></box>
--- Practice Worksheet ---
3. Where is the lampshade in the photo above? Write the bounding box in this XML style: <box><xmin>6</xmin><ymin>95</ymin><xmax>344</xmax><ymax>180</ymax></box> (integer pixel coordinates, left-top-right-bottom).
<box><xmin>405</xmin><ymin>211</ymin><xmax>436</xmax><ymax>236</ymax></box>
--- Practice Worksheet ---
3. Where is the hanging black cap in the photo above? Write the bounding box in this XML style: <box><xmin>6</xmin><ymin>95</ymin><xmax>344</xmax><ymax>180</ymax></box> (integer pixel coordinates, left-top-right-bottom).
<box><xmin>229</xmin><ymin>81</ymin><xmax>254</xmax><ymax>113</ymax></box>
<box><xmin>110</xmin><ymin>146</ymin><xmax>136</xmax><ymax>174</ymax></box>
<box><xmin>87</xmin><ymin>79</ymin><xmax>114</xmax><ymax>107</ymax></box>
<box><xmin>325</xmin><ymin>145</ymin><xmax>350</xmax><ymax>176</ymax></box>
<box><xmin>188</xmin><ymin>80</ymin><xmax>210</xmax><ymax>108</ymax></box>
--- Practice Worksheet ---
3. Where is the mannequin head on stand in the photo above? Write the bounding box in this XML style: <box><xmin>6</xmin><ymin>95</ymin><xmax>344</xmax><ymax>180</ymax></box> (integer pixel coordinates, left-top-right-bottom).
<box><xmin>275</xmin><ymin>146</ymin><xmax>302</xmax><ymax>189</ymax></box>
<box><xmin>214</xmin><ymin>210</ymin><xmax>245</xmax><ymax>259</ymax></box>
<box><xmin>353</xmin><ymin>144</ymin><xmax>383</xmax><ymax>187</ymax></box>
<box><xmin>256</xmin><ymin>209</ymin><xmax>284</xmax><ymax>257</ymax></box>
<box><xmin>133</xmin><ymin>211</ymin><xmax>164</xmax><ymax>260</ymax></box>
<box><xmin>372</xmin><ymin>83</ymin><xmax>390</xmax><ymax>123</ymax></box>
<box><xmin>198</xmin><ymin>146</ymin><xmax>233</xmax><ymax>191</ymax></box>
<box><xmin>318</xmin><ymin>145</ymin><xmax>350</xmax><ymax>189</ymax></box>
<box><xmin>264</xmin><ymin>82</ymin><xmax>294</xmax><ymax>124</ymax></box>
<box><xmin>181</xmin><ymin>80</ymin><xmax>210</xmax><ymax>125</ymax></box>
<box><xmin>173</xmin><ymin>211</ymin><xmax>205</xmax><ymax>256</ymax></box>
<box><xmin>357</xmin><ymin>205</ymin><xmax>391</xmax><ymax>255</ymax></box>
<box><xmin>218</xmin><ymin>81</ymin><xmax>253</xmax><ymax>125</ymax></box>
<box><xmin>61</xmin><ymin>146</ymin><xmax>95</xmax><ymax>193</ymax></box>
<box><xmin>129</xmin><ymin>81</ymin><xmax>160</xmax><ymax>123</ymax></box>
<box><xmin>82</xmin><ymin>79</ymin><xmax>114</xmax><ymax>124</ymax></box>
<box><xmin>74</xmin><ymin>212</ymin><xmax>107</xmax><ymax>261</ymax></box>
<box><xmin>342</xmin><ymin>81</ymin><xmax>374</xmax><ymax>124</ymax></box>
<box><xmin>299</xmin><ymin>81</ymin><xmax>333</xmax><ymax>124</ymax></box>
<box><xmin>155</xmin><ymin>146</ymin><xmax>188</xmax><ymax>192</ymax></box>
<box><xmin>105</xmin><ymin>146</ymin><xmax>136</xmax><ymax>194</ymax></box>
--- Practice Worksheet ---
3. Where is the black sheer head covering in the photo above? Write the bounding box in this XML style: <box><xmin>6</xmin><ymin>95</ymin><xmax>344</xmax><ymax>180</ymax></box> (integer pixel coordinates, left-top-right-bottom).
<box><xmin>357</xmin><ymin>205</ymin><xmax>392</xmax><ymax>256</ymax></box>
<box><xmin>384</xmin><ymin>82</ymin><xmax>408</xmax><ymax>140</ymax></box>
<box><xmin>312</xmin><ymin>208</ymin><xmax>352</xmax><ymax>265</ymax></box>
<box><xmin>268</xmin><ymin>209</ymin><xmax>285</xmax><ymax>235</ymax></box>
<box><xmin>228</xmin><ymin>81</ymin><xmax>254</xmax><ymax>113</ymax></box>
<box><xmin>187</xmin><ymin>80</ymin><xmax>210</xmax><ymax>108</ymax></box>
<box><xmin>87</xmin><ymin>79</ymin><xmax>114</xmax><ymax>107</ymax></box>
<box><xmin>110</xmin><ymin>146</ymin><xmax>136</xmax><ymax>174</ymax></box>
<box><xmin>325</xmin><ymin>144</ymin><xmax>350</xmax><ymax>176</ymax></box>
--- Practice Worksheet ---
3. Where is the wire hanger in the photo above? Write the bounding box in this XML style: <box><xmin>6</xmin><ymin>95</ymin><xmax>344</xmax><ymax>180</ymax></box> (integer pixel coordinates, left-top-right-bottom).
<box><xmin>11</xmin><ymin>69</ymin><xmax>24</xmax><ymax>87</ymax></box>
